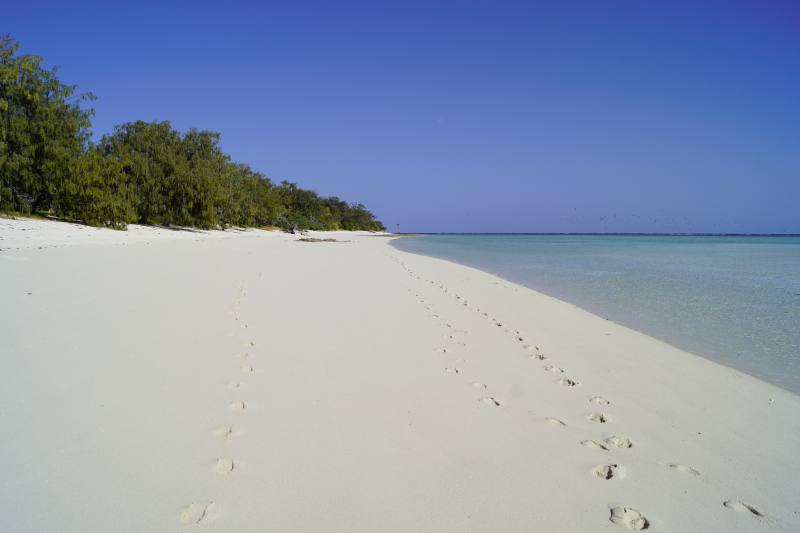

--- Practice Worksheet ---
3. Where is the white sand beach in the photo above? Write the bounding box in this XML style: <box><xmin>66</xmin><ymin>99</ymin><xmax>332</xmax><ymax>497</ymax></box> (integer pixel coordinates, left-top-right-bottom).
<box><xmin>1</xmin><ymin>218</ymin><xmax>798</xmax><ymax>532</ymax></box>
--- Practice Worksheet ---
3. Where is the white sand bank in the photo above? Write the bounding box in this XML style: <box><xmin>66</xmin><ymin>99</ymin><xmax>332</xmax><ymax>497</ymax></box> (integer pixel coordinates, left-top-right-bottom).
<box><xmin>0</xmin><ymin>216</ymin><xmax>278</xmax><ymax>251</ymax></box>
<box><xmin>1</xmin><ymin>219</ymin><xmax>798</xmax><ymax>532</ymax></box>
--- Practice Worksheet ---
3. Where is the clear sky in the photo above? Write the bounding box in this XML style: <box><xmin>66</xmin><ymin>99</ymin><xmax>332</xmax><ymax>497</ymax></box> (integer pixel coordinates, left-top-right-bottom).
<box><xmin>8</xmin><ymin>1</ymin><xmax>800</xmax><ymax>233</ymax></box>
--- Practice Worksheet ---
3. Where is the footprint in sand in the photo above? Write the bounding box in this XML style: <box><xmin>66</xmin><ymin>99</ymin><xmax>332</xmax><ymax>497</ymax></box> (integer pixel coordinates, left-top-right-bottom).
<box><xmin>581</xmin><ymin>439</ymin><xmax>610</xmax><ymax>451</ymax></box>
<box><xmin>229</xmin><ymin>400</ymin><xmax>247</xmax><ymax>412</ymax></box>
<box><xmin>213</xmin><ymin>425</ymin><xmax>235</xmax><ymax>439</ymax></box>
<box><xmin>723</xmin><ymin>500</ymin><xmax>763</xmax><ymax>517</ymax></box>
<box><xmin>603</xmin><ymin>436</ymin><xmax>633</xmax><ymax>449</ymax></box>
<box><xmin>609</xmin><ymin>506</ymin><xmax>649</xmax><ymax>530</ymax></box>
<box><xmin>214</xmin><ymin>457</ymin><xmax>236</xmax><ymax>475</ymax></box>
<box><xmin>480</xmin><ymin>397</ymin><xmax>501</xmax><ymax>407</ymax></box>
<box><xmin>225</xmin><ymin>381</ymin><xmax>243</xmax><ymax>390</ymax></box>
<box><xmin>179</xmin><ymin>501</ymin><xmax>215</xmax><ymax>524</ymax></box>
<box><xmin>241</xmin><ymin>365</ymin><xmax>256</xmax><ymax>373</ymax></box>
<box><xmin>471</xmin><ymin>381</ymin><xmax>487</xmax><ymax>389</ymax></box>
<box><xmin>589</xmin><ymin>396</ymin><xmax>611</xmax><ymax>406</ymax></box>
<box><xmin>445</xmin><ymin>367</ymin><xmax>461</xmax><ymax>374</ymax></box>
<box><xmin>558</xmin><ymin>378</ymin><xmax>579</xmax><ymax>387</ymax></box>
<box><xmin>668</xmin><ymin>464</ymin><xmax>700</xmax><ymax>476</ymax></box>
<box><xmin>530</xmin><ymin>353</ymin><xmax>548</xmax><ymax>361</ymax></box>
<box><xmin>545</xmin><ymin>417</ymin><xmax>567</xmax><ymax>426</ymax></box>
<box><xmin>592</xmin><ymin>463</ymin><xmax>624</xmax><ymax>480</ymax></box>
<box><xmin>544</xmin><ymin>365</ymin><xmax>565</xmax><ymax>374</ymax></box>
<box><xmin>587</xmin><ymin>413</ymin><xmax>610</xmax><ymax>424</ymax></box>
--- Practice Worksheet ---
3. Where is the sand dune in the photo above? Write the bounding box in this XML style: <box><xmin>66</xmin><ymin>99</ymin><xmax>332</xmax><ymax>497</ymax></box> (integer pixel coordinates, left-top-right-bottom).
<box><xmin>1</xmin><ymin>218</ymin><xmax>798</xmax><ymax>532</ymax></box>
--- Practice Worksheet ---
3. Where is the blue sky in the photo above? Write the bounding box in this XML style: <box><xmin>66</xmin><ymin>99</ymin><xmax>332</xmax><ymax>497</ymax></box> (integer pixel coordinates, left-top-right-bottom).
<box><xmin>8</xmin><ymin>1</ymin><xmax>800</xmax><ymax>232</ymax></box>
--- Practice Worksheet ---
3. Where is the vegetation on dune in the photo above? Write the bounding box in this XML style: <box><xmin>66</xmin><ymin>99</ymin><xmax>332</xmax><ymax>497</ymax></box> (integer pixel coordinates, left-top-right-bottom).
<box><xmin>0</xmin><ymin>36</ymin><xmax>384</xmax><ymax>232</ymax></box>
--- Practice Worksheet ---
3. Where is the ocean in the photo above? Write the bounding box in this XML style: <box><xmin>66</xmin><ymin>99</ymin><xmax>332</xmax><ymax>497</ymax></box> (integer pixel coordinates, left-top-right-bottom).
<box><xmin>391</xmin><ymin>234</ymin><xmax>800</xmax><ymax>394</ymax></box>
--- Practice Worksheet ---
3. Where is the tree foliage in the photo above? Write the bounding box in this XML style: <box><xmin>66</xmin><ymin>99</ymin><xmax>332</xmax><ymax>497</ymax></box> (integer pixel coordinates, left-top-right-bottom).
<box><xmin>0</xmin><ymin>36</ymin><xmax>384</xmax><ymax>232</ymax></box>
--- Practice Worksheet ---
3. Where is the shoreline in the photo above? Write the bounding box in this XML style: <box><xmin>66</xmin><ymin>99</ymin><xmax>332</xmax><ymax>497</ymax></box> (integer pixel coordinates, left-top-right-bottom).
<box><xmin>2</xmin><ymin>218</ymin><xmax>798</xmax><ymax>532</ymax></box>
<box><xmin>391</xmin><ymin>234</ymin><xmax>800</xmax><ymax>396</ymax></box>
<box><xmin>395</xmin><ymin>243</ymin><xmax>797</xmax><ymax>400</ymax></box>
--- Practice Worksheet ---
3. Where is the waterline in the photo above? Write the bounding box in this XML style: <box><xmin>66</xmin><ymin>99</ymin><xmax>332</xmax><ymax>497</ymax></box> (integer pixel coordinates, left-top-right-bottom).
<box><xmin>392</xmin><ymin>234</ymin><xmax>800</xmax><ymax>394</ymax></box>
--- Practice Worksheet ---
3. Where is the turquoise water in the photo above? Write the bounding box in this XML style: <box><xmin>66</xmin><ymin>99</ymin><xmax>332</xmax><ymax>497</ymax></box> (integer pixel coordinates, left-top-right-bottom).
<box><xmin>392</xmin><ymin>235</ymin><xmax>800</xmax><ymax>394</ymax></box>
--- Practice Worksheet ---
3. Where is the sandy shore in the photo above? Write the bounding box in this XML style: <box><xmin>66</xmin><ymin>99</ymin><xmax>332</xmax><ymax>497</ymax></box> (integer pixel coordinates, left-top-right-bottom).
<box><xmin>1</xmin><ymin>218</ymin><xmax>798</xmax><ymax>532</ymax></box>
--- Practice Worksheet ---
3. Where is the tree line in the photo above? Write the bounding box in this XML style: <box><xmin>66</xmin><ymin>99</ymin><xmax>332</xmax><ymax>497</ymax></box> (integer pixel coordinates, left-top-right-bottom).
<box><xmin>0</xmin><ymin>36</ymin><xmax>384</xmax><ymax>231</ymax></box>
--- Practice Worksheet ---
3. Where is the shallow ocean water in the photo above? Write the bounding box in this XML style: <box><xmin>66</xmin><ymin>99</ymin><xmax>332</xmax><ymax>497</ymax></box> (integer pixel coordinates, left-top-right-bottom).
<box><xmin>392</xmin><ymin>234</ymin><xmax>800</xmax><ymax>394</ymax></box>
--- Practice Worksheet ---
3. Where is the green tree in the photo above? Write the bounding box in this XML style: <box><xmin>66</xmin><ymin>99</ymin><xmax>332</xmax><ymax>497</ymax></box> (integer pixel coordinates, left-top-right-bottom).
<box><xmin>1</xmin><ymin>35</ymin><xmax>385</xmax><ymax>232</ymax></box>
<box><xmin>224</xmin><ymin>164</ymin><xmax>285</xmax><ymax>227</ymax></box>
<box><xmin>0</xmin><ymin>35</ymin><xmax>94</xmax><ymax>215</ymax></box>
<box><xmin>100</xmin><ymin>120</ymin><xmax>182</xmax><ymax>224</ymax></box>
<box><xmin>169</xmin><ymin>129</ymin><xmax>229</xmax><ymax>228</ymax></box>
<box><xmin>58</xmin><ymin>146</ymin><xmax>136</xmax><ymax>228</ymax></box>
